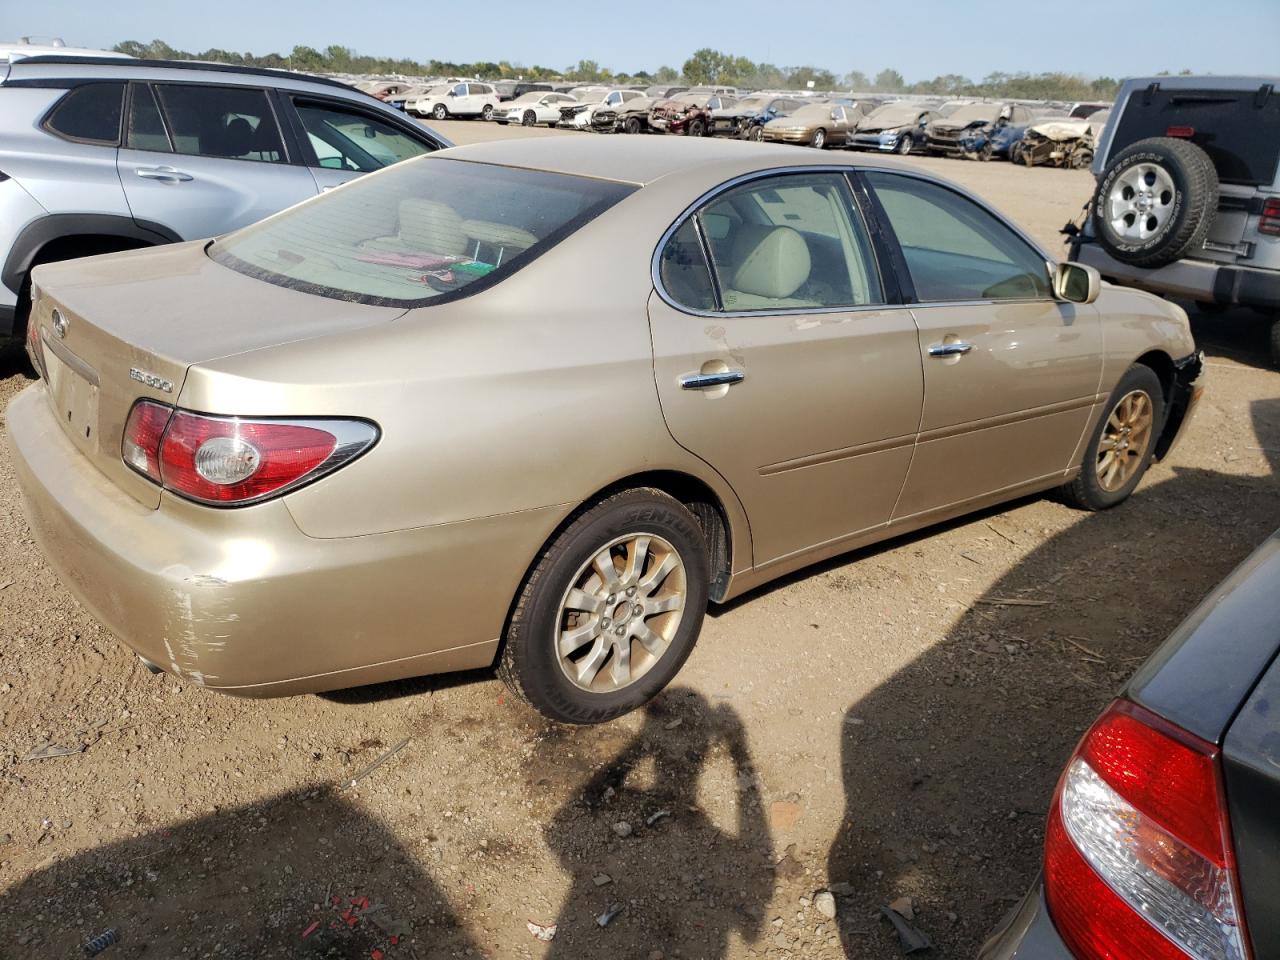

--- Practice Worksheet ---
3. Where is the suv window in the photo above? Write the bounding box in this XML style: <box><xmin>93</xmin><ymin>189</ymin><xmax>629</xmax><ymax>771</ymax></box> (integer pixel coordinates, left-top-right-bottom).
<box><xmin>46</xmin><ymin>82</ymin><xmax>125</xmax><ymax>144</ymax></box>
<box><xmin>211</xmin><ymin>157</ymin><xmax>635</xmax><ymax>307</ymax></box>
<box><xmin>1110</xmin><ymin>85</ymin><xmax>1280</xmax><ymax>186</ymax></box>
<box><xmin>662</xmin><ymin>173</ymin><xmax>882</xmax><ymax>312</ymax></box>
<box><xmin>126</xmin><ymin>84</ymin><xmax>171</xmax><ymax>152</ymax></box>
<box><xmin>294</xmin><ymin>99</ymin><xmax>433</xmax><ymax>172</ymax></box>
<box><xmin>154</xmin><ymin>85</ymin><xmax>286</xmax><ymax>163</ymax></box>
<box><xmin>866</xmin><ymin>171</ymin><xmax>1051</xmax><ymax>301</ymax></box>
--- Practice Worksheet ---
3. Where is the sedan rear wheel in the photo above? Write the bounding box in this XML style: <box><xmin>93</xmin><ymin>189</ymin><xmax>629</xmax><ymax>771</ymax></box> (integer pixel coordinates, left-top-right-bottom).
<box><xmin>1060</xmin><ymin>365</ymin><xmax>1164</xmax><ymax>510</ymax></box>
<box><xmin>498</xmin><ymin>489</ymin><xmax>709</xmax><ymax>724</ymax></box>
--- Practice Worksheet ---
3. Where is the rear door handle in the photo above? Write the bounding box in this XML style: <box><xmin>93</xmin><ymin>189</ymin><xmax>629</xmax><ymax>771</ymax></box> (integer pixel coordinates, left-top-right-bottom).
<box><xmin>135</xmin><ymin>166</ymin><xmax>193</xmax><ymax>182</ymax></box>
<box><xmin>680</xmin><ymin>370</ymin><xmax>746</xmax><ymax>389</ymax></box>
<box><xmin>927</xmin><ymin>341</ymin><xmax>974</xmax><ymax>357</ymax></box>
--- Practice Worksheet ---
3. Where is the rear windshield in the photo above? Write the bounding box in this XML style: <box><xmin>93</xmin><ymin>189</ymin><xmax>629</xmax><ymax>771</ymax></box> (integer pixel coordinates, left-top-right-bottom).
<box><xmin>1110</xmin><ymin>85</ymin><xmax>1280</xmax><ymax>186</ymax></box>
<box><xmin>210</xmin><ymin>157</ymin><xmax>635</xmax><ymax>307</ymax></box>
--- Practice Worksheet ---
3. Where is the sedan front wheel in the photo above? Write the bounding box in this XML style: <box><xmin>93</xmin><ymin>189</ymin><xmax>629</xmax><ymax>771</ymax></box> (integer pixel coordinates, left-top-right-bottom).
<box><xmin>1060</xmin><ymin>365</ymin><xmax>1164</xmax><ymax>510</ymax></box>
<box><xmin>498</xmin><ymin>489</ymin><xmax>709</xmax><ymax>724</ymax></box>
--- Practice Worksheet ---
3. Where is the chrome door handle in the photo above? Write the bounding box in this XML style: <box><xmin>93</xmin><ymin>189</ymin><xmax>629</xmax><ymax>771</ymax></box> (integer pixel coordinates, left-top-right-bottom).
<box><xmin>135</xmin><ymin>166</ymin><xmax>193</xmax><ymax>182</ymax></box>
<box><xmin>928</xmin><ymin>341</ymin><xmax>974</xmax><ymax>357</ymax></box>
<box><xmin>680</xmin><ymin>370</ymin><xmax>746</xmax><ymax>389</ymax></box>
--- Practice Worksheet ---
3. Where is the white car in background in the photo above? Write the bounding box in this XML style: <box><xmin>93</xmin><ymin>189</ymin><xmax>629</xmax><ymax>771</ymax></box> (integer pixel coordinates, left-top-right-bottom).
<box><xmin>407</xmin><ymin>81</ymin><xmax>501</xmax><ymax>120</ymax></box>
<box><xmin>557</xmin><ymin>87</ymin><xmax>645</xmax><ymax>130</ymax></box>
<box><xmin>499</xmin><ymin>91</ymin><xmax>578</xmax><ymax>126</ymax></box>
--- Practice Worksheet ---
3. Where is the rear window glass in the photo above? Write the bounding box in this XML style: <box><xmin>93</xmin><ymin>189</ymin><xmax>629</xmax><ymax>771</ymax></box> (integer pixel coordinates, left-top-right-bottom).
<box><xmin>210</xmin><ymin>157</ymin><xmax>635</xmax><ymax>307</ymax></box>
<box><xmin>154</xmin><ymin>85</ymin><xmax>286</xmax><ymax>163</ymax></box>
<box><xmin>46</xmin><ymin>82</ymin><xmax>125</xmax><ymax>144</ymax></box>
<box><xmin>1111</xmin><ymin>86</ymin><xmax>1280</xmax><ymax>186</ymax></box>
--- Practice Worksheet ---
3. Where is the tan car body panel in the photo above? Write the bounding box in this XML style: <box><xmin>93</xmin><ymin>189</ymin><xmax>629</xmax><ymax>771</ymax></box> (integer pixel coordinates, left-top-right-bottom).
<box><xmin>8</xmin><ymin>140</ymin><xmax>1197</xmax><ymax>695</ymax></box>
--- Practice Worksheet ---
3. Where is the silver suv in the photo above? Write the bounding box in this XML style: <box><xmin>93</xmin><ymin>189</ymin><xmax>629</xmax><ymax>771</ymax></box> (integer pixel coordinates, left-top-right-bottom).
<box><xmin>0</xmin><ymin>56</ymin><xmax>449</xmax><ymax>344</ymax></box>
<box><xmin>1069</xmin><ymin>75</ymin><xmax>1280</xmax><ymax>365</ymax></box>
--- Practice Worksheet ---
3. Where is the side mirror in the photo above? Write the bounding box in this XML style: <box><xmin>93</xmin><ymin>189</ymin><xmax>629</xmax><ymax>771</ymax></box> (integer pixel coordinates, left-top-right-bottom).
<box><xmin>1053</xmin><ymin>262</ymin><xmax>1101</xmax><ymax>304</ymax></box>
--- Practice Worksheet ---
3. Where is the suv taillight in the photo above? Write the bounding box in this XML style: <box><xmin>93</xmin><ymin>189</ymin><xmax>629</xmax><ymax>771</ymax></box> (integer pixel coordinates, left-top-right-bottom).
<box><xmin>122</xmin><ymin>401</ymin><xmax>377</xmax><ymax>506</ymax></box>
<box><xmin>1044</xmin><ymin>700</ymin><xmax>1250</xmax><ymax>960</ymax></box>
<box><xmin>1258</xmin><ymin>198</ymin><xmax>1280</xmax><ymax>237</ymax></box>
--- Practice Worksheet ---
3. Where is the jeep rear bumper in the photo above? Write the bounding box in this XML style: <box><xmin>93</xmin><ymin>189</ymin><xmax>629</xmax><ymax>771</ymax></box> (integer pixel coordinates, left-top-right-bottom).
<box><xmin>1073</xmin><ymin>240</ymin><xmax>1280</xmax><ymax>311</ymax></box>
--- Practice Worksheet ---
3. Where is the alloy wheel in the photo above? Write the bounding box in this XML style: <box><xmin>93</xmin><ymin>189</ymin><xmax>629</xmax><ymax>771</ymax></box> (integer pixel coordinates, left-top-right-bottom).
<box><xmin>554</xmin><ymin>534</ymin><xmax>687</xmax><ymax>693</ymax></box>
<box><xmin>1096</xmin><ymin>390</ymin><xmax>1155</xmax><ymax>492</ymax></box>
<box><xmin>1107</xmin><ymin>163</ymin><xmax>1176</xmax><ymax>240</ymax></box>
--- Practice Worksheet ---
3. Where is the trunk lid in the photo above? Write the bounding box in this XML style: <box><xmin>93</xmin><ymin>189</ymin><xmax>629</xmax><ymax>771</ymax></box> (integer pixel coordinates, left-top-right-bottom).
<box><xmin>29</xmin><ymin>241</ymin><xmax>404</xmax><ymax>508</ymax></box>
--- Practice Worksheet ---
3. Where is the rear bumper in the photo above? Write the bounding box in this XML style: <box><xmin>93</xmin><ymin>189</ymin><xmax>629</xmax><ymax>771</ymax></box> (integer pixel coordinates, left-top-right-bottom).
<box><xmin>1074</xmin><ymin>241</ymin><xmax>1280</xmax><ymax>311</ymax></box>
<box><xmin>977</xmin><ymin>882</ymin><xmax>1073</xmax><ymax>959</ymax></box>
<box><xmin>6</xmin><ymin>383</ymin><xmax>565</xmax><ymax>696</ymax></box>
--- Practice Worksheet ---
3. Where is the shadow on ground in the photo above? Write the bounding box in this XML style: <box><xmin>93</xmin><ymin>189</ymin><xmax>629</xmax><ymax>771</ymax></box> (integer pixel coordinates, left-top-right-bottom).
<box><xmin>0</xmin><ymin>787</ymin><xmax>480</xmax><ymax>958</ymax></box>
<box><xmin>827</xmin><ymin>397</ymin><xmax>1279</xmax><ymax>957</ymax></box>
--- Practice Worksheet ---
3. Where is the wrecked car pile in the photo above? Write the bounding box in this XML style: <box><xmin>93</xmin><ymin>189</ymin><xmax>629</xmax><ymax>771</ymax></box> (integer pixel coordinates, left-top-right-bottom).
<box><xmin>1017</xmin><ymin>110</ymin><xmax>1109</xmax><ymax>168</ymax></box>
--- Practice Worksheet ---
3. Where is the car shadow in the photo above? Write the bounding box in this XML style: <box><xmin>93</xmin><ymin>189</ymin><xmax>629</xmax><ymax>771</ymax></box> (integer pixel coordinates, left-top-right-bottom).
<box><xmin>1186</xmin><ymin>303</ymin><xmax>1276</xmax><ymax>372</ymax></box>
<box><xmin>0</xmin><ymin>786</ymin><xmax>481</xmax><ymax>959</ymax></box>
<box><xmin>825</xmin><ymin>398</ymin><xmax>1279</xmax><ymax>957</ymax></box>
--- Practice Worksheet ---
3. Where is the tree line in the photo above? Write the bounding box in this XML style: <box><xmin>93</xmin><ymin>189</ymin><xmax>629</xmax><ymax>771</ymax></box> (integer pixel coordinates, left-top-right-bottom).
<box><xmin>114</xmin><ymin>39</ymin><xmax>1138</xmax><ymax>100</ymax></box>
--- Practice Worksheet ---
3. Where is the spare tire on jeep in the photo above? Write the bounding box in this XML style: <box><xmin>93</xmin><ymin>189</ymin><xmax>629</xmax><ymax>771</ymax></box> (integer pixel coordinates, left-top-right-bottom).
<box><xmin>1091</xmin><ymin>136</ymin><xmax>1219</xmax><ymax>268</ymax></box>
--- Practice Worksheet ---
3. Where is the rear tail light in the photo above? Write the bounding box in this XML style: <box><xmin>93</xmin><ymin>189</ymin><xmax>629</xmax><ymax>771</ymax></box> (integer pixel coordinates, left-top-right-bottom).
<box><xmin>1258</xmin><ymin>198</ymin><xmax>1280</xmax><ymax>237</ymax></box>
<box><xmin>122</xmin><ymin>401</ymin><xmax>377</xmax><ymax>506</ymax></box>
<box><xmin>1044</xmin><ymin>700</ymin><xmax>1250</xmax><ymax>960</ymax></box>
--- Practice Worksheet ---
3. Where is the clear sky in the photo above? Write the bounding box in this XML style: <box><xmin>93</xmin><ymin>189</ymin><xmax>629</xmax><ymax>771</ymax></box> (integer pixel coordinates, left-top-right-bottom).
<box><xmin>6</xmin><ymin>0</ymin><xmax>1277</xmax><ymax>80</ymax></box>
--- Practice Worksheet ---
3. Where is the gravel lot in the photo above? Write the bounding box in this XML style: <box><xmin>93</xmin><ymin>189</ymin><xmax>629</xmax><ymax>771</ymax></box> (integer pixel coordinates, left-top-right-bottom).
<box><xmin>2</xmin><ymin>121</ymin><xmax>1277</xmax><ymax>960</ymax></box>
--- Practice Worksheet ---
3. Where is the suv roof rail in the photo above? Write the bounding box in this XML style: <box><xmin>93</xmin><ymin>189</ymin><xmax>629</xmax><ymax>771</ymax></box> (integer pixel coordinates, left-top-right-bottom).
<box><xmin>7</xmin><ymin>55</ymin><xmax>363</xmax><ymax>94</ymax></box>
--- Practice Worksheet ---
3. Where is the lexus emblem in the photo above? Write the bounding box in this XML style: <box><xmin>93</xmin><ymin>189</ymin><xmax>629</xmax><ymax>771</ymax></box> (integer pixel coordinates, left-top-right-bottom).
<box><xmin>51</xmin><ymin>309</ymin><xmax>68</xmax><ymax>339</ymax></box>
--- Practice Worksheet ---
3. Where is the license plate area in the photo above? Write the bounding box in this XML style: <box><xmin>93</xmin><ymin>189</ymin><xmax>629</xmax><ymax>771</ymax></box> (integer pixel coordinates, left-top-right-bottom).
<box><xmin>42</xmin><ymin>337</ymin><xmax>101</xmax><ymax>455</ymax></box>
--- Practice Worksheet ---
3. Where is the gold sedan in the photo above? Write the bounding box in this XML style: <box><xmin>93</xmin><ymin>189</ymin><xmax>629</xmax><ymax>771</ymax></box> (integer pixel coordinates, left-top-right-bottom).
<box><xmin>8</xmin><ymin>138</ymin><xmax>1202</xmax><ymax>723</ymax></box>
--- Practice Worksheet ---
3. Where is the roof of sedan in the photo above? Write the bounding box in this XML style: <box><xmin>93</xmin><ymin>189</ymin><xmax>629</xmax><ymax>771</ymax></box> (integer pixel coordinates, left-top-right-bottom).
<box><xmin>438</xmin><ymin>135</ymin><xmax>872</xmax><ymax>186</ymax></box>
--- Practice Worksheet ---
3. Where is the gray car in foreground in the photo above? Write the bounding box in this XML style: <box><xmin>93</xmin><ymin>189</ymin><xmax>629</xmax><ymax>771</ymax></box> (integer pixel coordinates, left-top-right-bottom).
<box><xmin>0</xmin><ymin>55</ymin><xmax>449</xmax><ymax>345</ymax></box>
<box><xmin>981</xmin><ymin>529</ymin><xmax>1280</xmax><ymax>960</ymax></box>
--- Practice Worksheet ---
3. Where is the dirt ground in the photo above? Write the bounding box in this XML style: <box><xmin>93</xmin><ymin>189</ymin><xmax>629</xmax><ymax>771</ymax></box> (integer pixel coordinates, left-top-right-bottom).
<box><xmin>1</xmin><ymin>120</ymin><xmax>1277</xmax><ymax>960</ymax></box>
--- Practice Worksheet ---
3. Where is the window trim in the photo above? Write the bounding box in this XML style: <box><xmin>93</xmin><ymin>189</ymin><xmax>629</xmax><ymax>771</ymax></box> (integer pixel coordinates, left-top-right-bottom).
<box><xmin>40</xmin><ymin>80</ymin><xmax>126</xmax><ymax>146</ymax></box>
<box><xmin>650</xmin><ymin>166</ymin><xmax>898</xmax><ymax>319</ymax></box>
<box><xmin>857</xmin><ymin>167</ymin><xmax>1057</xmax><ymax>306</ymax></box>
<box><xmin>123</xmin><ymin>81</ymin><xmax>174</xmax><ymax>154</ymax></box>
<box><xmin>146</xmin><ymin>79</ymin><xmax>294</xmax><ymax>166</ymax></box>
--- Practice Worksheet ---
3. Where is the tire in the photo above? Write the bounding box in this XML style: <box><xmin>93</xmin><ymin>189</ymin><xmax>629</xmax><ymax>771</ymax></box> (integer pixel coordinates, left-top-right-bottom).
<box><xmin>433</xmin><ymin>103</ymin><xmax>448</xmax><ymax>121</ymax></box>
<box><xmin>624</xmin><ymin>116</ymin><xmax>643</xmax><ymax>135</ymax></box>
<box><xmin>481</xmin><ymin>104</ymin><xmax>493</xmax><ymax>121</ymax></box>
<box><xmin>498</xmin><ymin>488</ymin><xmax>710</xmax><ymax>724</ymax></box>
<box><xmin>1092</xmin><ymin>137</ymin><xmax>1218</xmax><ymax>268</ymax></box>
<box><xmin>1060</xmin><ymin>365</ymin><xmax>1165</xmax><ymax>511</ymax></box>
<box><xmin>896</xmin><ymin>134</ymin><xmax>913</xmax><ymax>155</ymax></box>
<box><xmin>747</xmin><ymin>124</ymin><xmax>763</xmax><ymax>142</ymax></box>
<box><xmin>811</xmin><ymin>128</ymin><xmax>827</xmax><ymax>149</ymax></box>
<box><xmin>1008</xmin><ymin>142</ymin><xmax>1023</xmax><ymax>165</ymax></box>
<box><xmin>522</xmin><ymin>110</ymin><xmax>536</xmax><ymax>127</ymax></box>
<box><xmin>687</xmin><ymin>118</ymin><xmax>706</xmax><ymax>138</ymax></box>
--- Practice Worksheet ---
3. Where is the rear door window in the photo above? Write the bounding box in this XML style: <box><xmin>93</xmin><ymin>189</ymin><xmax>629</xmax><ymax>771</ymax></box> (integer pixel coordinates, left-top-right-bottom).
<box><xmin>45</xmin><ymin>82</ymin><xmax>125</xmax><ymax>144</ymax></box>
<box><xmin>154</xmin><ymin>85</ymin><xmax>286</xmax><ymax>163</ymax></box>
<box><xmin>1111</xmin><ymin>85</ymin><xmax>1280</xmax><ymax>185</ymax></box>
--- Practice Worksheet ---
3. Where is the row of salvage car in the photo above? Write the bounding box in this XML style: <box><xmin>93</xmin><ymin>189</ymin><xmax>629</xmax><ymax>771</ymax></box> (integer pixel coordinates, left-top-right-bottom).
<box><xmin>486</xmin><ymin>83</ymin><xmax>1112</xmax><ymax>169</ymax></box>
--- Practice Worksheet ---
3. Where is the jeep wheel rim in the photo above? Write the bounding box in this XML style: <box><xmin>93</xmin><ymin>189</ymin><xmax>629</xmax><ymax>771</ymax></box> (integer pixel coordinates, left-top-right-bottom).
<box><xmin>1107</xmin><ymin>163</ymin><xmax>1176</xmax><ymax>241</ymax></box>
<box><xmin>555</xmin><ymin>534</ymin><xmax>687</xmax><ymax>693</ymax></box>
